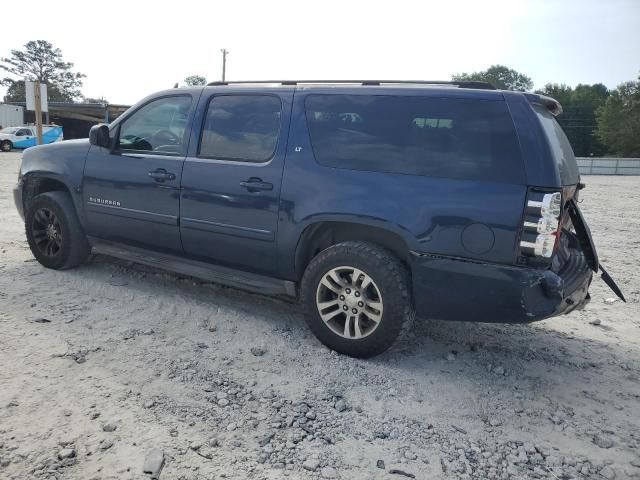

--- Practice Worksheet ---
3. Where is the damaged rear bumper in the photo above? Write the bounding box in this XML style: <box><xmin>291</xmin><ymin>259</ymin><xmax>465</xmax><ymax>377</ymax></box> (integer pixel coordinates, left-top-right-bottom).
<box><xmin>410</xmin><ymin>248</ymin><xmax>592</xmax><ymax>323</ymax></box>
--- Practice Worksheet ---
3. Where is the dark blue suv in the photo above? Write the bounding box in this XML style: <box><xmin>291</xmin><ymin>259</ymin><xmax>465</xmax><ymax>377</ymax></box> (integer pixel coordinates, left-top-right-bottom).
<box><xmin>13</xmin><ymin>80</ymin><xmax>623</xmax><ymax>357</ymax></box>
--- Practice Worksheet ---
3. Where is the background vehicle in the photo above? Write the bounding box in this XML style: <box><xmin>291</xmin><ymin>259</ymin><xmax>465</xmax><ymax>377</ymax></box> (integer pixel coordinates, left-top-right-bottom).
<box><xmin>12</xmin><ymin>81</ymin><xmax>623</xmax><ymax>357</ymax></box>
<box><xmin>0</xmin><ymin>125</ymin><xmax>63</xmax><ymax>152</ymax></box>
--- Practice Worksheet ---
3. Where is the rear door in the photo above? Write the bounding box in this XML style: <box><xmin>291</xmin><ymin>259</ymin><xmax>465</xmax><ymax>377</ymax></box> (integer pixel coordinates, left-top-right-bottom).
<box><xmin>83</xmin><ymin>94</ymin><xmax>194</xmax><ymax>253</ymax></box>
<box><xmin>180</xmin><ymin>89</ymin><xmax>293</xmax><ymax>275</ymax></box>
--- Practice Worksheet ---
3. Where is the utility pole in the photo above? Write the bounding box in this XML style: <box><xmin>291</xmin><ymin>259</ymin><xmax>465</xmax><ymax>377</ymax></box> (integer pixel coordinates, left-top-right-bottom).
<box><xmin>34</xmin><ymin>80</ymin><xmax>43</xmax><ymax>145</ymax></box>
<box><xmin>220</xmin><ymin>49</ymin><xmax>228</xmax><ymax>82</ymax></box>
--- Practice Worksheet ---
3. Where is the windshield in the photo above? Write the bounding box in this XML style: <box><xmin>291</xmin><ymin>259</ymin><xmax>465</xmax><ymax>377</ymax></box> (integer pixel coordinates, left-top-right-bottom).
<box><xmin>0</xmin><ymin>127</ymin><xmax>19</xmax><ymax>134</ymax></box>
<box><xmin>533</xmin><ymin>105</ymin><xmax>580</xmax><ymax>185</ymax></box>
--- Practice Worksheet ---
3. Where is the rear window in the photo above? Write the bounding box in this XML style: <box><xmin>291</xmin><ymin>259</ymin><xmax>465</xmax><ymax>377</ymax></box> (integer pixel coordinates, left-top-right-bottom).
<box><xmin>304</xmin><ymin>94</ymin><xmax>524</xmax><ymax>183</ymax></box>
<box><xmin>533</xmin><ymin>105</ymin><xmax>580</xmax><ymax>185</ymax></box>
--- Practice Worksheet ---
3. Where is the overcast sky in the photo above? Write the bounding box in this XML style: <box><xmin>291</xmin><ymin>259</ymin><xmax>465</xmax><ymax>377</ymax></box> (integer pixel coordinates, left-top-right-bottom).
<box><xmin>1</xmin><ymin>0</ymin><xmax>638</xmax><ymax>105</ymax></box>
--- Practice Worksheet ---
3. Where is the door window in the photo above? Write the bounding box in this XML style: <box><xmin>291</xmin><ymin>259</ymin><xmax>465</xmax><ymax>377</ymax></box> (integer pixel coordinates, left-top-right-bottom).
<box><xmin>16</xmin><ymin>128</ymin><xmax>32</xmax><ymax>136</ymax></box>
<box><xmin>199</xmin><ymin>95</ymin><xmax>282</xmax><ymax>162</ymax></box>
<box><xmin>117</xmin><ymin>96</ymin><xmax>192</xmax><ymax>155</ymax></box>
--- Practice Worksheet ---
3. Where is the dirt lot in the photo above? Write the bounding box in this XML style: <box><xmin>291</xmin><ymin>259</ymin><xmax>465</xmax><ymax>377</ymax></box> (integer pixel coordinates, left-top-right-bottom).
<box><xmin>0</xmin><ymin>151</ymin><xmax>639</xmax><ymax>480</ymax></box>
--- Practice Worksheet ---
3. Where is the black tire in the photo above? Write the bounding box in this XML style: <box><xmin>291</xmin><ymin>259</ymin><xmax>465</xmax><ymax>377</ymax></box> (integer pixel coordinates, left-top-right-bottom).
<box><xmin>300</xmin><ymin>241</ymin><xmax>414</xmax><ymax>358</ymax></box>
<box><xmin>1</xmin><ymin>140</ymin><xmax>12</xmax><ymax>152</ymax></box>
<box><xmin>25</xmin><ymin>191</ymin><xmax>91</xmax><ymax>270</ymax></box>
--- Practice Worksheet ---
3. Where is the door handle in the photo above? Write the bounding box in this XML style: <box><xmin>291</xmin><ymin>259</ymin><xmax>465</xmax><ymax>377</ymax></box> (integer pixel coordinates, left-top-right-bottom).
<box><xmin>148</xmin><ymin>168</ymin><xmax>176</xmax><ymax>182</ymax></box>
<box><xmin>240</xmin><ymin>178</ymin><xmax>273</xmax><ymax>192</ymax></box>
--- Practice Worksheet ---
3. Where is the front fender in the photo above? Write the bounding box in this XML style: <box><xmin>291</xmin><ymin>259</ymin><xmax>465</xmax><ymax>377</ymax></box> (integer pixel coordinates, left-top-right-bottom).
<box><xmin>18</xmin><ymin>139</ymin><xmax>90</xmax><ymax>224</ymax></box>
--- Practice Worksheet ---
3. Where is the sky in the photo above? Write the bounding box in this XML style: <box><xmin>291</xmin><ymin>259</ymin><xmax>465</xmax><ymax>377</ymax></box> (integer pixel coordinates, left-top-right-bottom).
<box><xmin>0</xmin><ymin>0</ymin><xmax>638</xmax><ymax>105</ymax></box>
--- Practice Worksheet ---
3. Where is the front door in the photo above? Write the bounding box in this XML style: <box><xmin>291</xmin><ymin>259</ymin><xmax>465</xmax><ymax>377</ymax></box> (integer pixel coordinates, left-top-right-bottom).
<box><xmin>180</xmin><ymin>90</ymin><xmax>293</xmax><ymax>275</ymax></box>
<box><xmin>83</xmin><ymin>94</ymin><xmax>194</xmax><ymax>253</ymax></box>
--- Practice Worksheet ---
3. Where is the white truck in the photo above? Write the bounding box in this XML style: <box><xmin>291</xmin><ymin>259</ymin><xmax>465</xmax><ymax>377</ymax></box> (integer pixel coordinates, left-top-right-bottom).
<box><xmin>0</xmin><ymin>125</ymin><xmax>64</xmax><ymax>152</ymax></box>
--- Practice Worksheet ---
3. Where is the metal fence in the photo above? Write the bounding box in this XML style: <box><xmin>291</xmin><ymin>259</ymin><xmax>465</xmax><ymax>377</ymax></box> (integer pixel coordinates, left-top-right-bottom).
<box><xmin>576</xmin><ymin>158</ymin><xmax>640</xmax><ymax>175</ymax></box>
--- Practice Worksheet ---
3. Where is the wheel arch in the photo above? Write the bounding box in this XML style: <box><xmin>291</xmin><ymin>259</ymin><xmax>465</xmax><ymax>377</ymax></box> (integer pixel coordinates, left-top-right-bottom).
<box><xmin>22</xmin><ymin>173</ymin><xmax>74</xmax><ymax>214</ymax></box>
<box><xmin>294</xmin><ymin>220</ymin><xmax>412</xmax><ymax>280</ymax></box>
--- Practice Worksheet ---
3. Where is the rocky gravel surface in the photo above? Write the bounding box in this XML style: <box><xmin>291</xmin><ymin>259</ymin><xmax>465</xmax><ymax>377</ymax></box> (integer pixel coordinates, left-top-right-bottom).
<box><xmin>0</xmin><ymin>151</ymin><xmax>639</xmax><ymax>479</ymax></box>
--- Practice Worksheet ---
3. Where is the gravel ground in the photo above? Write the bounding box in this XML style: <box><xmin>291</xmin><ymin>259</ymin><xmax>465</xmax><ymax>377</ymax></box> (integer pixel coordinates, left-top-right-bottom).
<box><xmin>0</xmin><ymin>151</ymin><xmax>639</xmax><ymax>480</ymax></box>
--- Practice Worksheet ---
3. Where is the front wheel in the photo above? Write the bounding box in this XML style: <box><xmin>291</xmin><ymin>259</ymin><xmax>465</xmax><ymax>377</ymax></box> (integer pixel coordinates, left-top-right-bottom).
<box><xmin>25</xmin><ymin>191</ymin><xmax>91</xmax><ymax>269</ymax></box>
<box><xmin>300</xmin><ymin>241</ymin><xmax>414</xmax><ymax>358</ymax></box>
<box><xmin>1</xmin><ymin>141</ymin><xmax>12</xmax><ymax>152</ymax></box>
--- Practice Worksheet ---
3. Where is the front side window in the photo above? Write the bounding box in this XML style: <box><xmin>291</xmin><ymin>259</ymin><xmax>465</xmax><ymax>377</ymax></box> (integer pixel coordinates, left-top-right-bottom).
<box><xmin>16</xmin><ymin>128</ymin><xmax>33</xmax><ymax>136</ymax></box>
<box><xmin>117</xmin><ymin>96</ymin><xmax>192</xmax><ymax>155</ymax></box>
<box><xmin>305</xmin><ymin>94</ymin><xmax>525</xmax><ymax>183</ymax></box>
<box><xmin>199</xmin><ymin>95</ymin><xmax>282</xmax><ymax>162</ymax></box>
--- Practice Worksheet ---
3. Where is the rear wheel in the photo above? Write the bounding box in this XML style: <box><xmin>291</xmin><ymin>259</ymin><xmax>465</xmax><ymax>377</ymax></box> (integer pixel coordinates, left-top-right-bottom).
<box><xmin>25</xmin><ymin>191</ymin><xmax>91</xmax><ymax>269</ymax></box>
<box><xmin>1</xmin><ymin>140</ymin><xmax>12</xmax><ymax>152</ymax></box>
<box><xmin>300</xmin><ymin>241</ymin><xmax>414</xmax><ymax>358</ymax></box>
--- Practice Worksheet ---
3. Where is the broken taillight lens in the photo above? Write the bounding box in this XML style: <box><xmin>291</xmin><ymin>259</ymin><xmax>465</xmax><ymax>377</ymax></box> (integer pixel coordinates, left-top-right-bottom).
<box><xmin>519</xmin><ymin>191</ymin><xmax>562</xmax><ymax>259</ymax></box>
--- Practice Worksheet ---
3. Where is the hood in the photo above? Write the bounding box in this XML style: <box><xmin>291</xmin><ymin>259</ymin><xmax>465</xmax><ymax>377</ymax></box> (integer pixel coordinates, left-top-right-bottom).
<box><xmin>23</xmin><ymin>138</ymin><xmax>89</xmax><ymax>156</ymax></box>
<box><xmin>20</xmin><ymin>139</ymin><xmax>91</xmax><ymax>189</ymax></box>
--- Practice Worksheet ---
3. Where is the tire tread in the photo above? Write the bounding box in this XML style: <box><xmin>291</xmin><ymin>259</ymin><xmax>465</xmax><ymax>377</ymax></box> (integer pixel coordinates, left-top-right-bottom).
<box><xmin>25</xmin><ymin>191</ymin><xmax>90</xmax><ymax>270</ymax></box>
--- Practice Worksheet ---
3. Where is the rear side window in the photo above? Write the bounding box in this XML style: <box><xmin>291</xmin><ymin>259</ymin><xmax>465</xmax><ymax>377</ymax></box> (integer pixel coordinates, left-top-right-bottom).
<box><xmin>199</xmin><ymin>95</ymin><xmax>282</xmax><ymax>162</ymax></box>
<box><xmin>533</xmin><ymin>105</ymin><xmax>580</xmax><ymax>185</ymax></box>
<box><xmin>305</xmin><ymin>94</ymin><xmax>524</xmax><ymax>183</ymax></box>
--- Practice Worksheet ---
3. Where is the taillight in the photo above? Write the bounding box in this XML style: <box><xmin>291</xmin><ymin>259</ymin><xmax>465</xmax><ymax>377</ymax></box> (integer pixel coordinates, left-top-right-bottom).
<box><xmin>519</xmin><ymin>191</ymin><xmax>562</xmax><ymax>259</ymax></box>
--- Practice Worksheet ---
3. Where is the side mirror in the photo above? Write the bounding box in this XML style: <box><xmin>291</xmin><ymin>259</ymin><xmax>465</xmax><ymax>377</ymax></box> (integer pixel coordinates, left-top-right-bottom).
<box><xmin>89</xmin><ymin>124</ymin><xmax>111</xmax><ymax>148</ymax></box>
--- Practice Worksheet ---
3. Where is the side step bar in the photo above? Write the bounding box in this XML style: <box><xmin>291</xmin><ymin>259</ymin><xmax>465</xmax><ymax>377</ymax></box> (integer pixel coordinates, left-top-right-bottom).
<box><xmin>89</xmin><ymin>238</ymin><xmax>297</xmax><ymax>298</ymax></box>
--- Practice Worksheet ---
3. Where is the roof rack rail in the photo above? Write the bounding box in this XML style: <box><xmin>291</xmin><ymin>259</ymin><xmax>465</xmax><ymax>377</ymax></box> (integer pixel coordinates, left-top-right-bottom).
<box><xmin>205</xmin><ymin>80</ymin><xmax>496</xmax><ymax>90</ymax></box>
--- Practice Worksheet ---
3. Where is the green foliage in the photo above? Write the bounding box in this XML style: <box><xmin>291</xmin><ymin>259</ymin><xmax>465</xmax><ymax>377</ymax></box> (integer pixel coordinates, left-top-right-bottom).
<box><xmin>537</xmin><ymin>83</ymin><xmax>610</xmax><ymax>157</ymax></box>
<box><xmin>596</xmin><ymin>78</ymin><xmax>640</xmax><ymax>157</ymax></box>
<box><xmin>184</xmin><ymin>75</ymin><xmax>207</xmax><ymax>87</ymax></box>
<box><xmin>452</xmin><ymin>65</ymin><xmax>533</xmax><ymax>91</ymax></box>
<box><xmin>1</xmin><ymin>40</ymin><xmax>85</xmax><ymax>102</ymax></box>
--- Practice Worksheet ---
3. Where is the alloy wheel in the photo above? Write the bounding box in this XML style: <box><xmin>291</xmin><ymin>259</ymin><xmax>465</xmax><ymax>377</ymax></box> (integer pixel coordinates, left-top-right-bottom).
<box><xmin>31</xmin><ymin>208</ymin><xmax>63</xmax><ymax>257</ymax></box>
<box><xmin>315</xmin><ymin>266</ymin><xmax>383</xmax><ymax>339</ymax></box>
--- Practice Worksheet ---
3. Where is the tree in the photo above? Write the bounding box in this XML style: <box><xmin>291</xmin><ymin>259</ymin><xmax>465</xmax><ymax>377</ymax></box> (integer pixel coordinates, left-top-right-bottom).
<box><xmin>596</xmin><ymin>77</ymin><xmax>640</xmax><ymax>157</ymax></box>
<box><xmin>1</xmin><ymin>40</ymin><xmax>85</xmax><ymax>102</ymax></box>
<box><xmin>184</xmin><ymin>75</ymin><xmax>207</xmax><ymax>86</ymax></box>
<box><xmin>537</xmin><ymin>83</ymin><xmax>609</xmax><ymax>156</ymax></box>
<box><xmin>452</xmin><ymin>65</ymin><xmax>533</xmax><ymax>91</ymax></box>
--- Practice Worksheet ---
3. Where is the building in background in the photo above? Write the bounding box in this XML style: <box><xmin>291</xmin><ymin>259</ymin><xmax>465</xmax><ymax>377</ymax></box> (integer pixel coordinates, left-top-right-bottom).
<box><xmin>6</xmin><ymin>102</ymin><xmax>129</xmax><ymax>139</ymax></box>
<box><xmin>0</xmin><ymin>104</ymin><xmax>24</xmax><ymax>128</ymax></box>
